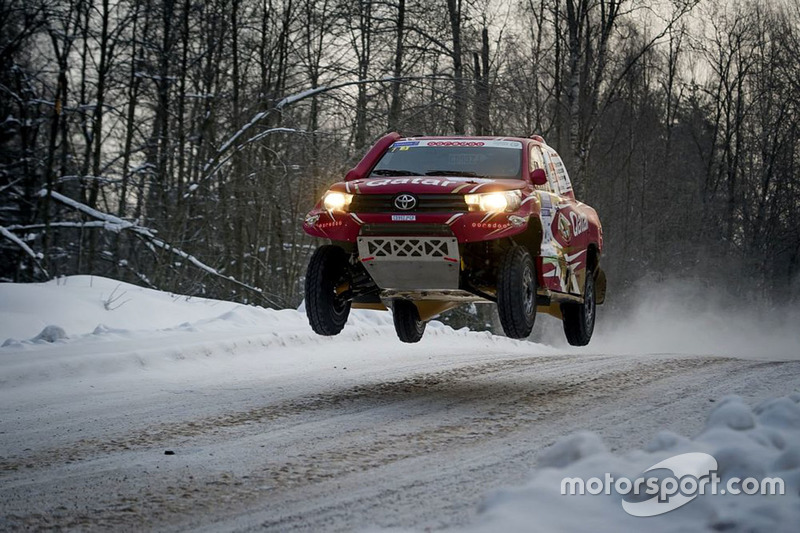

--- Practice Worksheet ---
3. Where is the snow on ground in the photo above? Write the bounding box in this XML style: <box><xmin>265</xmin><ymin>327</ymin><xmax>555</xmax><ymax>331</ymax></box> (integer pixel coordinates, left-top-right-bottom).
<box><xmin>0</xmin><ymin>275</ymin><xmax>550</xmax><ymax>389</ymax></box>
<box><xmin>467</xmin><ymin>394</ymin><xmax>800</xmax><ymax>533</ymax></box>
<box><xmin>1</xmin><ymin>276</ymin><xmax>799</xmax><ymax>531</ymax></box>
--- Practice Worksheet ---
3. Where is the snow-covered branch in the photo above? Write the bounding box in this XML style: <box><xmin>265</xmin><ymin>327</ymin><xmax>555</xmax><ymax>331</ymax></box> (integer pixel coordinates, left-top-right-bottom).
<box><xmin>275</xmin><ymin>75</ymin><xmax>453</xmax><ymax>109</ymax></box>
<box><xmin>188</xmin><ymin>127</ymin><xmax>304</xmax><ymax>198</ymax></box>
<box><xmin>190</xmin><ymin>75</ymin><xmax>450</xmax><ymax>199</ymax></box>
<box><xmin>39</xmin><ymin>190</ymin><xmax>133</xmax><ymax>230</ymax></box>
<box><xmin>0</xmin><ymin>226</ymin><xmax>49</xmax><ymax>277</ymax></box>
<box><xmin>0</xmin><ymin>177</ymin><xmax>24</xmax><ymax>194</ymax></box>
<box><xmin>39</xmin><ymin>189</ymin><xmax>280</xmax><ymax>306</ymax></box>
<box><xmin>202</xmin><ymin>111</ymin><xmax>270</xmax><ymax>173</ymax></box>
<box><xmin>6</xmin><ymin>221</ymin><xmax>118</xmax><ymax>231</ymax></box>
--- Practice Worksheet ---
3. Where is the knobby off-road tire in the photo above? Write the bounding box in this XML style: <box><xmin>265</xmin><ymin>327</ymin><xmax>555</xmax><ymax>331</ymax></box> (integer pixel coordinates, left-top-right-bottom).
<box><xmin>305</xmin><ymin>245</ymin><xmax>351</xmax><ymax>336</ymax></box>
<box><xmin>562</xmin><ymin>268</ymin><xmax>596</xmax><ymax>346</ymax></box>
<box><xmin>497</xmin><ymin>246</ymin><xmax>537</xmax><ymax>339</ymax></box>
<box><xmin>393</xmin><ymin>299</ymin><xmax>426</xmax><ymax>343</ymax></box>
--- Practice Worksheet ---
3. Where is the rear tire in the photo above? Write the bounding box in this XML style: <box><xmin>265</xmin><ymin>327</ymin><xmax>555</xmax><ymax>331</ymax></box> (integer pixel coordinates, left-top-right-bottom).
<box><xmin>497</xmin><ymin>246</ymin><xmax>537</xmax><ymax>339</ymax></box>
<box><xmin>393</xmin><ymin>299</ymin><xmax>426</xmax><ymax>343</ymax></box>
<box><xmin>562</xmin><ymin>269</ymin><xmax>596</xmax><ymax>346</ymax></box>
<box><xmin>305</xmin><ymin>245</ymin><xmax>351</xmax><ymax>336</ymax></box>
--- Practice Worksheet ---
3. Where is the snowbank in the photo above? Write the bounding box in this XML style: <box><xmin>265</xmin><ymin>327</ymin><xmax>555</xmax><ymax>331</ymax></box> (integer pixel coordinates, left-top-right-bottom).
<box><xmin>468</xmin><ymin>394</ymin><xmax>800</xmax><ymax>532</ymax></box>
<box><xmin>1</xmin><ymin>275</ymin><xmax>252</xmax><ymax>343</ymax></box>
<box><xmin>0</xmin><ymin>276</ymin><xmax>549</xmax><ymax>387</ymax></box>
<box><xmin>0</xmin><ymin>275</ymin><xmax>398</xmax><ymax>346</ymax></box>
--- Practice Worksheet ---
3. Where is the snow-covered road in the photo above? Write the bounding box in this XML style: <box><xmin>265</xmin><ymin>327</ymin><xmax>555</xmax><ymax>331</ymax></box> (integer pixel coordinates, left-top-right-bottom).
<box><xmin>1</xmin><ymin>277</ymin><xmax>799</xmax><ymax>531</ymax></box>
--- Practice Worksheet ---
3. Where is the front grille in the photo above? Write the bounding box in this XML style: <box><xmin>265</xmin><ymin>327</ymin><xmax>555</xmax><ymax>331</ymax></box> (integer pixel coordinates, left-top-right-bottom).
<box><xmin>360</xmin><ymin>223</ymin><xmax>454</xmax><ymax>237</ymax></box>
<box><xmin>350</xmin><ymin>194</ymin><xmax>468</xmax><ymax>213</ymax></box>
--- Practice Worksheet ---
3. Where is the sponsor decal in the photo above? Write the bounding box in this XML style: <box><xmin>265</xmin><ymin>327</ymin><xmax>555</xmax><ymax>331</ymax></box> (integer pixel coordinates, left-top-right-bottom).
<box><xmin>426</xmin><ymin>141</ymin><xmax>485</xmax><ymax>147</ymax></box>
<box><xmin>471</xmin><ymin>222</ymin><xmax>511</xmax><ymax>229</ymax></box>
<box><xmin>391</xmin><ymin>141</ymin><xmax>420</xmax><ymax>147</ymax></box>
<box><xmin>363</xmin><ymin>177</ymin><xmax>492</xmax><ymax>187</ymax></box>
<box><xmin>315</xmin><ymin>220</ymin><xmax>343</xmax><ymax>229</ymax></box>
<box><xmin>570</xmin><ymin>211</ymin><xmax>589</xmax><ymax>236</ymax></box>
<box><xmin>392</xmin><ymin>214</ymin><xmax>416</xmax><ymax>221</ymax></box>
<box><xmin>558</xmin><ymin>212</ymin><xmax>571</xmax><ymax>241</ymax></box>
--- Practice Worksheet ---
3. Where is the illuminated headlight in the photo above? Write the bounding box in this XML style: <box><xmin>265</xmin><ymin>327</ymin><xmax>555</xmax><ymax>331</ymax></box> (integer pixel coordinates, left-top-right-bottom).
<box><xmin>322</xmin><ymin>191</ymin><xmax>353</xmax><ymax>212</ymax></box>
<box><xmin>464</xmin><ymin>190</ymin><xmax>522</xmax><ymax>212</ymax></box>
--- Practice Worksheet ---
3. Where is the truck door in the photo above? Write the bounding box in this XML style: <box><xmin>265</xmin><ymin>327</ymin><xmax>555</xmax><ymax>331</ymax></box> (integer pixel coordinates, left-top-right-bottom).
<box><xmin>539</xmin><ymin>148</ymin><xmax>585</xmax><ymax>295</ymax></box>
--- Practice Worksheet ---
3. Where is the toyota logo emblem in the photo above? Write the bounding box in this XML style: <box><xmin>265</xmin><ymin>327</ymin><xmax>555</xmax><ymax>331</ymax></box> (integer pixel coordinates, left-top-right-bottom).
<box><xmin>394</xmin><ymin>194</ymin><xmax>417</xmax><ymax>211</ymax></box>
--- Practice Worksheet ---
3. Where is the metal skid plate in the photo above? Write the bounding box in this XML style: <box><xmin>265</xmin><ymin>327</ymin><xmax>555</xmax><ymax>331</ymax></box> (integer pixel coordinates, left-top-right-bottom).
<box><xmin>357</xmin><ymin>236</ymin><xmax>460</xmax><ymax>290</ymax></box>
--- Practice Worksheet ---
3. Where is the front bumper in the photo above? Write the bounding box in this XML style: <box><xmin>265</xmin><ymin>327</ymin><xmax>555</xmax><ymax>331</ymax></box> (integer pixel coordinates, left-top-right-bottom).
<box><xmin>303</xmin><ymin>210</ymin><xmax>530</xmax><ymax>244</ymax></box>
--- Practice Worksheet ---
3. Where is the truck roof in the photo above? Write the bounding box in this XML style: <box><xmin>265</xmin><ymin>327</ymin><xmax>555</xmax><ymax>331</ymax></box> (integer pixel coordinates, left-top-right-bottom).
<box><xmin>399</xmin><ymin>135</ymin><xmax>547</xmax><ymax>146</ymax></box>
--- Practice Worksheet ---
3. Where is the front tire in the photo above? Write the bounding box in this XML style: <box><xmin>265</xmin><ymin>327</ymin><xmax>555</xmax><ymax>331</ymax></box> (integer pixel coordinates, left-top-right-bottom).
<box><xmin>393</xmin><ymin>299</ymin><xmax>426</xmax><ymax>343</ymax></box>
<box><xmin>305</xmin><ymin>245</ymin><xmax>351</xmax><ymax>336</ymax></box>
<box><xmin>562</xmin><ymin>269</ymin><xmax>596</xmax><ymax>346</ymax></box>
<box><xmin>497</xmin><ymin>246</ymin><xmax>537</xmax><ymax>339</ymax></box>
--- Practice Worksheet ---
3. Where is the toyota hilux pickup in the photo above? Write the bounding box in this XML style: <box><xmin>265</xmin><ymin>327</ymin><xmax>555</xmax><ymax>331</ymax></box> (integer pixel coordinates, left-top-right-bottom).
<box><xmin>302</xmin><ymin>133</ymin><xmax>606</xmax><ymax>345</ymax></box>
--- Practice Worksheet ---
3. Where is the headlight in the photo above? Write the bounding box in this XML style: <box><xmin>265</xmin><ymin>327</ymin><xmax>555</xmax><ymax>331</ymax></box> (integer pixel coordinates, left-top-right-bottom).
<box><xmin>464</xmin><ymin>190</ymin><xmax>522</xmax><ymax>212</ymax></box>
<box><xmin>322</xmin><ymin>191</ymin><xmax>353</xmax><ymax>212</ymax></box>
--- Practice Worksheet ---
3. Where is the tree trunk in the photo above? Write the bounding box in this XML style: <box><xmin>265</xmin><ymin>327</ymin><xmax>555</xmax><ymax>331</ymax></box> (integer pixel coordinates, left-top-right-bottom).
<box><xmin>388</xmin><ymin>0</ymin><xmax>405</xmax><ymax>131</ymax></box>
<box><xmin>473</xmin><ymin>26</ymin><xmax>490</xmax><ymax>135</ymax></box>
<box><xmin>447</xmin><ymin>0</ymin><xmax>465</xmax><ymax>134</ymax></box>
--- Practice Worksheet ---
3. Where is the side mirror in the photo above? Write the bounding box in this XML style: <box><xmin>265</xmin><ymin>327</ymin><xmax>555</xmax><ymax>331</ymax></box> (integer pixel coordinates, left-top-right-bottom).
<box><xmin>531</xmin><ymin>168</ymin><xmax>547</xmax><ymax>186</ymax></box>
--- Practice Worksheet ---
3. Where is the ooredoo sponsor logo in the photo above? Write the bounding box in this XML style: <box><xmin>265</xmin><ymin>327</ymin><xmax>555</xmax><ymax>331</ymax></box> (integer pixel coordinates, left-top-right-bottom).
<box><xmin>426</xmin><ymin>141</ymin><xmax>485</xmax><ymax>147</ymax></box>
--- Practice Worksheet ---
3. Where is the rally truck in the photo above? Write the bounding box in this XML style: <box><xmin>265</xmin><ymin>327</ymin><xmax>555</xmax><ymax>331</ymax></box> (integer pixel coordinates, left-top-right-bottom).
<box><xmin>302</xmin><ymin>133</ymin><xmax>606</xmax><ymax>345</ymax></box>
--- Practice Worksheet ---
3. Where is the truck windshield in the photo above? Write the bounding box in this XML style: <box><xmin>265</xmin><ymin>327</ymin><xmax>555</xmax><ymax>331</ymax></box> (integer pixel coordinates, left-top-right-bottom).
<box><xmin>371</xmin><ymin>139</ymin><xmax>523</xmax><ymax>179</ymax></box>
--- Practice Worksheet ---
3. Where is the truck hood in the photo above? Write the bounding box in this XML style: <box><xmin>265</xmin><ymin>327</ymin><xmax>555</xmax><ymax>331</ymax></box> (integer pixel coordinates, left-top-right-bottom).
<box><xmin>331</xmin><ymin>176</ymin><xmax>526</xmax><ymax>195</ymax></box>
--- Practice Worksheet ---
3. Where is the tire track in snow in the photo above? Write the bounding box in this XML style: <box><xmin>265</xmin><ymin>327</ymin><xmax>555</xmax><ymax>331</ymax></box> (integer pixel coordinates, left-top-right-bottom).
<box><xmin>0</xmin><ymin>353</ymin><xmax>721</xmax><ymax>474</ymax></box>
<box><xmin>3</xmin><ymin>353</ymin><xmax>779</xmax><ymax>532</ymax></box>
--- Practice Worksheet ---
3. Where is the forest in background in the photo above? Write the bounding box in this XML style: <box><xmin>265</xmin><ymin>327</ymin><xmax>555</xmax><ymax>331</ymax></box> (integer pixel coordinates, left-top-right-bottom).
<box><xmin>2</xmin><ymin>0</ymin><xmax>800</xmax><ymax>314</ymax></box>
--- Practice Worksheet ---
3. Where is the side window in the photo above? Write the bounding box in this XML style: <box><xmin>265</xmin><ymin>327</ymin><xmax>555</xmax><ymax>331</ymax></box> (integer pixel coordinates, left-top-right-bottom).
<box><xmin>530</xmin><ymin>145</ymin><xmax>552</xmax><ymax>191</ymax></box>
<box><xmin>540</xmin><ymin>149</ymin><xmax>562</xmax><ymax>195</ymax></box>
<box><xmin>529</xmin><ymin>145</ymin><xmax>545</xmax><ymax>171</ymax></box>
<box><xmin>548</xmin><ymin>150</ymin><xmax>573</xmax><ymax>195</ymax></box>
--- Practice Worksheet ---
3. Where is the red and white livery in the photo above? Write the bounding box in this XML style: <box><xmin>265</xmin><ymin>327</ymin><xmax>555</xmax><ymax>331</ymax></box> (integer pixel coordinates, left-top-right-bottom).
<box><xmin>303</xmin><ymin>133</ymin><xmax>606</xmax><ymax>345</ymax></box>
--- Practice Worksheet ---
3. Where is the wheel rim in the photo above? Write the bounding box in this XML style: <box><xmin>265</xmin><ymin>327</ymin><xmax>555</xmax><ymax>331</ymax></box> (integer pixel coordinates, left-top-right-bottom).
<box><xmin>332</xmin><ymin>293</ymin><xmax>347</xmax><ymax>316</ymax></box>
<box><xmin>331</xmin><ymin>273</ymin><xmax>349</xmax><ymax>317</ymax></box>
<box><xmin>522</xmin><ymin>263</ymin><xmax>535</xmax><ymax>317</ymax></box>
